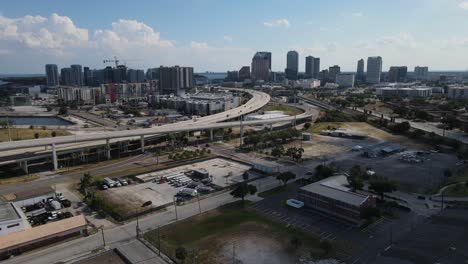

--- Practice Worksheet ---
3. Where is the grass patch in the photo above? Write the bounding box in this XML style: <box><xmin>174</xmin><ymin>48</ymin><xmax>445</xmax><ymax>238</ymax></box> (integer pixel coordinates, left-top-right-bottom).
<box><xmin>445</xmin><ymin>183</ymin><xmax>468</xmax><ymax>197</ymax></box>
<box><xmin>258</xmin><ymin>185</ymin><xmax>287</xmax><ymax>198</ymax></box>
<box><xmin>0</xmin><ymin>174</ymin><xmax>39</xmax><ymax>185</ymax></box>
<box><xmin>0</xmin><ymin>128</ymin><xmax>70</xmax><ymax>142</ymax></box>
<box><xmin>264</xmin><ymin>104</ymin><xmax>303</xmax><ymax>116</ymax></box>
<box><xmin>308</xmin><ymin>122</ymin><xmax>342</xmax><ymax>134</ymax></box>
<box><xmin>144</xmin><ymin>201</ymin><xmax>323</xmax><ymax>263</ymax></box>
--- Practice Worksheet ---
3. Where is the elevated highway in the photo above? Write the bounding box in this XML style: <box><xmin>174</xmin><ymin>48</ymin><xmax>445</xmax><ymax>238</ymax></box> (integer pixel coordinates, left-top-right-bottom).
<box><xmin>0</xmin><ymin>89</ymin><xmax>316</xmax><ymax>170</ymax></box>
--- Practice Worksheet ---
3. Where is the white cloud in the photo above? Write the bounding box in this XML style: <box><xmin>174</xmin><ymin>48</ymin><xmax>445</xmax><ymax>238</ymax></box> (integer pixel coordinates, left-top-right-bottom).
<box><xmin>223</xmin><ymin>35</ymin><xmax>233</xmax><ymax>42</ymax></box>
<box><xmin>352</xmin><ymin>12</ymin><xmax>364</xmax><ymax>17</ymax></box>
<box><xmin>263</xmin><ymin>19</ymin><xmax>290</xmax><ymax>28</ymax></box>
<box><xmin>0</xmin><ymin>13</ymin><xmax>88</xmax><ymax>51</ymax></box>
<box><xmin>190</xmin><ymin>41</ymin><xmax>209</xmax><ymax>49</ymax></box>
<box><xmin>459</xmin><ymin>1</ymin><xmax>468</xmax><ymax>10</ymax></box>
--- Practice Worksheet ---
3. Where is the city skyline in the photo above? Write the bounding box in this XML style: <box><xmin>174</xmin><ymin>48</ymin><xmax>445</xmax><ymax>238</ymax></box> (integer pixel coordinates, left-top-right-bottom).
<box><xmin>2</xmin><ymin>0</ymin><xmax>468</xmax><ymax>73</ymax></box>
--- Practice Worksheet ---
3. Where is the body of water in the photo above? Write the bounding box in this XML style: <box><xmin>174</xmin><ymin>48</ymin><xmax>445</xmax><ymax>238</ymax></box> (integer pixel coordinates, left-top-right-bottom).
<box><xmin>0</xmin><ymin>116</ymin><xmax>73</xmax><ymax>126</ymax></box>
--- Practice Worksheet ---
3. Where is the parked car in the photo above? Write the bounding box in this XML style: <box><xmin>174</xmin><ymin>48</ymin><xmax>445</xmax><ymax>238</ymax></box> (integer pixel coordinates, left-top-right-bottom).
<box><xmin>99</xmin><ymin>184</ymin><xmax>109</xmax><ymax>190</ymax></box>
<box><xmin>60</xmin><ymin>199</ymin><xmax>72</xmax><ymax>208</ymax></box>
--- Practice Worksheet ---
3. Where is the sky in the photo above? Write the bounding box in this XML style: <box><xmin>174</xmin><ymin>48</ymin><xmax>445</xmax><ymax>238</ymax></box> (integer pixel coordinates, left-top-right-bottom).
<box><xmin>1</xmin><ymin>0</ymin><xmax>468</xmax><ymax>74</ymax></box>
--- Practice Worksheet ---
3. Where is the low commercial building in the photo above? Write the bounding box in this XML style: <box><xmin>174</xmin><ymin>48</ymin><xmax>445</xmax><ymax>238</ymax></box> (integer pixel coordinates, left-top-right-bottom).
<box><xmin>0</xmin><ymin>203</ymin><xmax>25</xmax><ymax>236</ymax></box>
<box><xmin>9</xmin><ymin>186</ymin><xmax>56</xmax><ymax>208</ymax></box>
<box><xmin>0</xmin><ymin>215</ymin><xmax>87</xmax><ymax>257</ymax></box>
<box><xmin>447</xmin><ymin>86</ymin><xmax>468</xmax><ymax>99</ymax></box>
<box><xmin>335</xmin><ymin>73</ymin><xmax>355</xmax><ymax>88</ymax></box>
<box><xmin>375</xmin><ymin>87</ymin><xmax>432</xmax><ymax>97</ymax></box>
<box><xmin>298</xmin><ymin>175</ymin><xmax>376</xmax><ymax>225</ymax></box>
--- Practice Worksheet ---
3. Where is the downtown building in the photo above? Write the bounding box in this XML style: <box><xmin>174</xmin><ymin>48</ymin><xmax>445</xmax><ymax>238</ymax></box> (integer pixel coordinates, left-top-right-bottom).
<box><xmin>251</xmin><ymin>52</ymin><xmax>271</xmax><ymax>82</ymax></box>
<box><xmin>159</xmin><ymin>66</ymin><xmax>194</xmax><ymax>96</ymax></box>
<box><xmin>328</xmin><ymin>65</ymin><xmax>341</xmax><ymax>83</ymax></box>
<box><xmin>45</xmin><ymin>64</ymin><xmax>59</xmax><ymax>87</ymax></box>
<box><xmin>335</xmin><ymin>73</ymin><xmax>355</xmax><ymax>88</ymax></box>
<box><xmin>366</xmin><ymin>56</ymin><xmax>383</xmax><ymax>84</ymax></box>
<box><xmin>414</xmin><ymin>66</ymin><xmax>429</xmax><ymax>81</ymax></box>
<box><xmin>388</xmin><ymin>66</ymin><xmax>408</xmax><ymax>83</ymax></box>
<box><xmin>356</xmin><ymin>59</ymin><xmax>365</xmax><ymax>82</ymax></box>
<box><xmin>285</xmin><ymin>50</ymin><xmax>299</xmax><ymax>80</ymax></box>
<box><xmin>305</xmin><ymin>56</ymin><xmax>320</xmax><ymax>79</ymax></box>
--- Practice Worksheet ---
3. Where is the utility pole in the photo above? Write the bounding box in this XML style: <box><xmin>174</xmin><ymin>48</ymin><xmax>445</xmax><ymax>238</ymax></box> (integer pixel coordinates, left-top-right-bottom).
<box><xmin>6</xmin><ymin>115</ymin><xmax>11</xmax><ymax>142</ymax></box>
<box><xmin>239</xmin><ymin>115</ymin><xmax>244</xmax><ymax>149</ymax></box>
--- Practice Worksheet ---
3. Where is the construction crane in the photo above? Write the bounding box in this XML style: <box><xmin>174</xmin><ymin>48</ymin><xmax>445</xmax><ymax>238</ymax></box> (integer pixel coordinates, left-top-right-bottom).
<box><xmin>103</xmin><ymin>56</ymin><xmax>120</xmax><ymax>68</ymax></box>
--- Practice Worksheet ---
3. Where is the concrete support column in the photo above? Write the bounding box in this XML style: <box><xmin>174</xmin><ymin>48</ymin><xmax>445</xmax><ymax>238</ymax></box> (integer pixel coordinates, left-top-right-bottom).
<box><xmin>269</xmin><ymin>124</ymin><xmax>273</xmax><ymax>131</ymax></box>
<box><xmin>240</xmin><ymin>116</ymin><xmax>244</xmax><ymax>147</ymax></box>
<box><xmin>140</xmin><ymin>135</ymin><xmax>145</xmax><ymax>153</ymax></box>
<box><xmin>52</xmin><ymin>143</ymin><xmax>58</xmax><ymax>171</ymax></box>
<box><xmin>19</xmin><ymin>161</ymin><xmax>28</xmax><ymax>174</ymax></box>
<box><xmin>210</xmin><ymin>129</ymin><xmax>214</xmax><ymax>141</ymax></box>
<box><xmin>106</xmin><ymin>139</ymin><xmax>111</xmax><ymax>160</ymax></box>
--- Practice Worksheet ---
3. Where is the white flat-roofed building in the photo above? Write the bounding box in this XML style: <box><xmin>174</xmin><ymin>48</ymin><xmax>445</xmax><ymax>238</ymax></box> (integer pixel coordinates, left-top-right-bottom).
<box><xmin>0</xmin><ymin>203</ymin><xmax>25</xmax><ymax>236</ymax></box>
<box><xmin>375</xmin><ymin>87</ymin><xmax>432</xmax><ymax>97</ymax></box>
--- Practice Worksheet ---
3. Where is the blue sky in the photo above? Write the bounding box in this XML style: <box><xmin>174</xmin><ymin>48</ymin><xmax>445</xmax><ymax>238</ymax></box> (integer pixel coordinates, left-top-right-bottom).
<box><xmin>1</xmin><ymin>0</ymin><xmax>468</xmax><ymax>73</ymax></box>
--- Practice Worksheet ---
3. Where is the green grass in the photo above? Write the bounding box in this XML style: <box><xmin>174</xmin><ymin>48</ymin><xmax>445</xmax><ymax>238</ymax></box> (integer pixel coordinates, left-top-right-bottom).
<box><xmin>445</xmin><ymin>183</ymin><xmax>468</xmax><ymax>197</ymax></box>
<box><xmin>264</xmin><ymin>104</ymin><xmax>303</xmax><ymax>116</ymax></box>
<box><xmin>0</xmin><ymin>128</ymin><xmax>70</xmax><ymax>142</ymax></box>
<box><xmin>144</xmin><ymin>201</ymin><xmax>323</xmax><ymax>263</ymax></box>
<box><xmin>308</xmin><ymin>122</ymin><xmax>342</xmax><ymax>134</ymax></box>
<box><xmin>258</xmin><ymin>185</ymin><xmax>287</xmax><ymax>198</ymax></box>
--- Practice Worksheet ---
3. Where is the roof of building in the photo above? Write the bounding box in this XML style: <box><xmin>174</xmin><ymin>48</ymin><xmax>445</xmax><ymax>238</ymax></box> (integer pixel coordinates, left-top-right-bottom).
<box><xmin>300</xmin><ymin>175</ymin><xmax>370</xmax><ymax>207</ymax></box>
<box><xmin>14</xmin><ymin>186</ymin><xmax>55</xmax><ymax>201</ymax></box>
<box><xmin>0</xmin><ymin>203</ymin><xmax>21</xmax><ymax>222</ymax></box>
<box><xmin>0</xmin><ymin>215</ymin><xmax>87</xmax><ymax>251</ymax></box>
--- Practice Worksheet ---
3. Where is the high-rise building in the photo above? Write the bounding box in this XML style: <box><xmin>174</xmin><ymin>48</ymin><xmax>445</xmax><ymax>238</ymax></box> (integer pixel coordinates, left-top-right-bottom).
<box><xmin>146</xmin><ymin>68</ymin><xmax>160</xmax><ymax>80</ymax></box>
<box><xmin>313</xmin><ymin>57</ymin><xmax>320</xmax><ymax>79</ymax></box>
<box><xmin>285</xmin><ymin>50</ymin><xmax>299</xmax><ymax>80</ymax></box>
<box><xmin>414</xmin><ymin>66</ymin><xmax>429</xmax><ymax>81</ymax></box>
<box><xmin>328</xmin><ymin>65</ymin><xmax>341</xmax><ymax>82</ymax></box>
<box><xmin>83</xmin><ymin>67</ymin><xmax>91</xmax><ymax>86</ymax></box>
<box><xmin>127</xmin><ymin>69</ymin><xmax>145</xmax><ymax>83</ymax></box>
<box><xmin>388</xmin><ymin>66</ymin><xmax>408</xmax><ymax>83</ymax></box>
<box><xmin>70</xmin><ymin>64</ymin><xmax>83</xmax><ymax>86</ymax></box>
<box><xmin>60</xmin><ymin>67</ymin><xmax>72</xmax><ymax>86</ymax></box>
<box><xmin>226</xmin><ymin>71</ymin><xmax>239</xmax><ymax>82</ymax></box>
<box><xmin>305</xmin><ymin>56</ymin><xmax>315</xmax><ymax>79</ymax></box>
<box><xmin>251</xmin><ymin>52</ymin><xmax>271</xmax><ymax>82</ymax></box>
<box><xmin>367</xmin><ymin>56</ymin><xmax>383</xmax><ymax>84</ymax></box>
<box><xmin>238</xmin><ymin>66</ymin><xmax>251</xmax><ymax>81</ymax></box>
<box><xmin>159</xmin><ymin>66</ymin><xmax>194</xmax><ymax>95</ymax></box>
<box><xmin>356</xmin><ymin>59</ymin><xmax>365</xmax><ymax>81</ymax></box>
<box><xmin>113</xmin><ymin>65</ymin><xmax>127</xmax><ymax>83</ymax></box>
<box><xmin>319</xmin><ymin>69</ymin><xmax>329</xmax><ymax>83</ymax></box>
<box><xmin>45</xmin><ymin>64</ymin><xmax>59</xmax><ymax>87</ymax></box>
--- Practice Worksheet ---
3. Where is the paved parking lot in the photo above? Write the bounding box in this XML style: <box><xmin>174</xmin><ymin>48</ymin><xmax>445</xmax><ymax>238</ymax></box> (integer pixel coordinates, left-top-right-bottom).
<box><xmin>135</xmin><ymin>158</ymin><xmax>251</xmax><ymax>187</ymax></box>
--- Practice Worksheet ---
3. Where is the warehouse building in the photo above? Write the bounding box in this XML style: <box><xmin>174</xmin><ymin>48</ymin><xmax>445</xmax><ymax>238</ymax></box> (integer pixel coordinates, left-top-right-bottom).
<box><xmin>0</xmin><ymin>203</ymin><xmax>26</xmax><ymax>236</ymax></box>
<box><xmin>298</xmin><ymin>175</ymin><xmax>376</xmax><ymax>225</ymax></box>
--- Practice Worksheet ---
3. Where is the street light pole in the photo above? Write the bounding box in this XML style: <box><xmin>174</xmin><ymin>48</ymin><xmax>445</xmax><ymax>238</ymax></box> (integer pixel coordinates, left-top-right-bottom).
<box><xmin>100</xmin><ymin>226</ymin><xmax>106</xmax><ymax>248</ymax></box>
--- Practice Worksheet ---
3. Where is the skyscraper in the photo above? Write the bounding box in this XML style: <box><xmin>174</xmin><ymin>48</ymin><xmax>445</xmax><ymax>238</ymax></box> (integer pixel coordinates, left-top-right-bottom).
<box><xmin>285</xmin><ymin>50</ymin><xmax>299</xmax><ymax>80</ymax></box>
<box><xmin>238</xmin><ymin>66</ymin><xmax>251</xmax><ymax>81</ymax></box>
<box><xmin>45</xmin><ymin>64</ymin><xmax>59</xmax><ymax>87</ymax></box>
<box><xmin>251</xmin><ymin>52</ymin><xmax>271</xmax><ymax>82</ymax></box>
<box><xmin>113</xmin><ymin>65</ymin><xmax>127</xmax><ymax>83</ymax></box>
<box><xmin>305</xmin><ymin>56</ymin><xmax>315</xmax><ymax>79</ymax></box>
<box><xmin>356</xmin><ymin>59</ymin><xmax>365</xmax><ymax>81</ymax></box>
<box><xmin>388</xmin><ymin>66</ymin><xmax>408</xmax><ymax>82</ymax></box>
<box><xmin>127</xmin><ymin>69</ymin><xmax>145</xmax><ymax>83</ymax></box>
<box><xmin>367</xmin><ymin>56</ymin><xmax>382</xmax><ymax>84</ymax></box>
<box><xmin>70</xmin><ymin>64</ymin><xmax>83</xmax><ymax>86</ymax></box>
<box><xmin>414</xmin><ymin>66</ymin><xmax>429</xmax><ymax>81</ymax></box>
<box><xmin>313</xmin><ymin>57</ymin><xmax>320</xmax><ymax>78</ymax></box>
<box><xmin>328</xmin><ymin>65</ymin><xmax>341</xmax><ymax>82</ymax></box>
<box><xmin>60</xmin><ymin>67</ymin><xmax>72</xmax><ymax>86</ymax></box>
<box><xmin>159</xmin><ymin>66</ymin><xmax>194</xmax><ymax>95</ymax></box>
<box><xmin>83</xmin><ymin>67</ymin><xmax>91</xmax><ymax>86</ymax></box>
